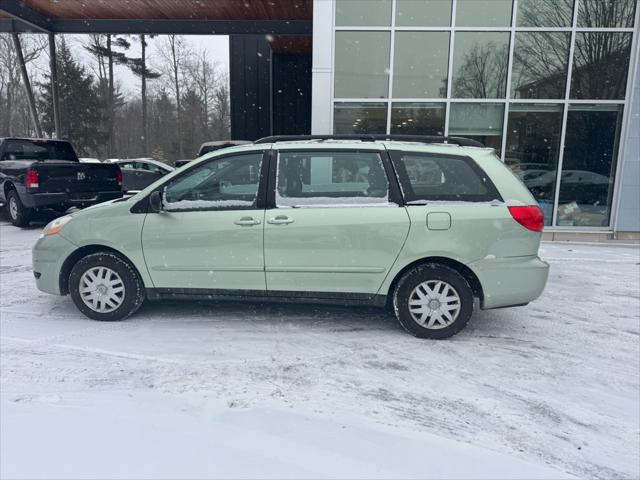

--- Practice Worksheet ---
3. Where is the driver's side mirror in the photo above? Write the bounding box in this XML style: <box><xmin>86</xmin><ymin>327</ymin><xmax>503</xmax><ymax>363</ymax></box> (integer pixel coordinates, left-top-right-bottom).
<box><xmin>148</xmin><ymin>189</ymin><xmax>163</xmax><ymax>213</ymax></box>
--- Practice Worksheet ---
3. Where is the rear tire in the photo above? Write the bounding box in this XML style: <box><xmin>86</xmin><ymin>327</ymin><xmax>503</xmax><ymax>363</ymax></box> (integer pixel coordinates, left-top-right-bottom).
<box><xmin>69</xmin><ymin>252</ymin><xmax>145</xmax><ymax>321</ymax></box>
<box><xmin>393</xmin><ymin>264</ymin><xmax>474</xmax><ymax>339</ymax></box>
<box><xmin>6</xmin><ymin>189</ymin><xmax>33</xmax><ymax>227</ymax></box>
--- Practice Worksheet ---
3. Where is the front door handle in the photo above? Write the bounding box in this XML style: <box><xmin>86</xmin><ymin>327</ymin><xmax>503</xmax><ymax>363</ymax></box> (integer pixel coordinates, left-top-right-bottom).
<box><xmin>234</xmin><ymin>216</ymin><xmax>261</xmax><ymax>226</ymax></box>
<box><xmin>267</xmin><ymin>215</ymin><xmax>294</xmax><ymax>225</ymax></box>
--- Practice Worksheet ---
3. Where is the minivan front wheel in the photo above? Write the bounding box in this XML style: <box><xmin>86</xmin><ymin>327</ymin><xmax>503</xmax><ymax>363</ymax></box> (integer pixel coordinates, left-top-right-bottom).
<box><xmin>393</xmin><ymin>264</ymin><xmax>473</xmax><ymax>339</ymax></box>
<box><xmin>69</xmin><ymin>252</ymin><xmax>145</xmax><ymax>321</ymax></box>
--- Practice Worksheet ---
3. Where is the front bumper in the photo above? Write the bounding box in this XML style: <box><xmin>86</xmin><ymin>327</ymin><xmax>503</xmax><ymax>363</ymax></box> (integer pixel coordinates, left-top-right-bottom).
<box><xmin>32</xmin><ymin>233</ymin><xmax>78</xmax><ymax>295</ymax></box>
<box><xmin>470</xmin><ymin>255</ymin><xmax>550</xmax><ymax>310</ymax></box>
<box><xmin>22</xmin><ymin>190</ymin><xmax>122</xmax><ymax>209</ymax></box>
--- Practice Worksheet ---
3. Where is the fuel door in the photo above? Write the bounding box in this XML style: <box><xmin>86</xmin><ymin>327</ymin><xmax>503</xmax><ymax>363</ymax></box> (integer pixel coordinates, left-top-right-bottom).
<box><xmin>427</xmin><ymin>212</ymin><xmax>451</xmax><ymax>231</ymax></box>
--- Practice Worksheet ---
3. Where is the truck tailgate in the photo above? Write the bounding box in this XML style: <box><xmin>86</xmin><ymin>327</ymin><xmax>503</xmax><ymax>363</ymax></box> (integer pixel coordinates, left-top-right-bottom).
<box><xmin>34</xmin><ymin>162</ymin><xmax>121</xmax><ymax>193</ymax></box>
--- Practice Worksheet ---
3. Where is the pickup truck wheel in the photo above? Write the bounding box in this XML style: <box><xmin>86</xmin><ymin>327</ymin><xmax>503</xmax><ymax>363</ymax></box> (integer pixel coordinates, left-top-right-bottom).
<box><xmin>6</xmin><ymin>189</ymin><xmax>33</xmax><ymax>227</ymax></box>
<box><xmin>393</xmin><ymin>264</ymin><xmax>474</xmax><ymax>339</ymax></box>
<box><xmin>69</xmin><ymin>252</ymin><xmax>145</xmax><ymax>321</ymax></box>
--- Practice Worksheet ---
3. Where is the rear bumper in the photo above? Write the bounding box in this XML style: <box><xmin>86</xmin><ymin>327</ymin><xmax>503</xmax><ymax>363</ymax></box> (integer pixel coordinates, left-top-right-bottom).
<box><xmin>32</xmin><ymin>233</ymin><xmax>78</xmax><ymax>296</ymax></box>
<box><xmin>22</xmin><ymin>190</ymin><xmax>122</xmax><ymax>209</ymax></box>
<box><xmin>470</xmin><ymin>255</ymin><xmax>550</xmax><ymax>310</ymax></box>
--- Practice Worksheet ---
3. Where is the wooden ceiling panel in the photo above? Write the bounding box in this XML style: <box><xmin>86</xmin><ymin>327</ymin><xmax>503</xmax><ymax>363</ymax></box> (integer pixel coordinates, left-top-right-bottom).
<box><xmin>22</xmin><ymin>0</ymin><xmax>313</xmax><ymax>21</ymax></box>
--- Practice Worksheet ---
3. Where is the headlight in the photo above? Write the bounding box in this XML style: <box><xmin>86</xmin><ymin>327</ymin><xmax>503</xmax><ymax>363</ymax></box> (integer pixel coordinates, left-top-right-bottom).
<box><xmin>41</xmin><ymin>215</ymin><xmax>72</xmax><ymax>237</ymax></box>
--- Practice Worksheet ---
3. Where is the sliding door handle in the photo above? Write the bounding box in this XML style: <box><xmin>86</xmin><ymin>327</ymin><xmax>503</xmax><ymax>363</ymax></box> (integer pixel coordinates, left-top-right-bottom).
<box><xmin>267</xmin><ymin>215</ymin><xmax>294</xmax><ymax>225</ymax></box>
<box><xmin>234</xmin><ymin>216</ymin><xmax>261</xmax><ymax>226</ymax></box>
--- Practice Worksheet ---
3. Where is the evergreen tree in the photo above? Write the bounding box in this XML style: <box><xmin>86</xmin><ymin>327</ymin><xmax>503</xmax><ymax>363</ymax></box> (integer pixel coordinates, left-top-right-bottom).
<box><xmin>39</xmin><ymin>38</ymin><xmax>106</xmax><ymax>155</ymax></box>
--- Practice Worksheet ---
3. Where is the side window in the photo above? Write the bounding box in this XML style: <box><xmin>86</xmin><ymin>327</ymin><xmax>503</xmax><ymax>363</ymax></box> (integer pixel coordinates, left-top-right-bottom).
<box><xmin>120</xmin><ymin>162</ymin><xmax>135</xmax><ymax>170</ymax></box>
<box><xmin>392</xmin><ymin>152</ymin><xmax>502</xmax><ymax>203</ymax></box>
<box><xmin>276</xmin><ymin>151</ymin><xmax>391</xmax><ymax>207</ymax></box>
<box><xmin>163</xmin><ymin>153</ymin><xmax>263</xmax><ymax>211</ymax></box>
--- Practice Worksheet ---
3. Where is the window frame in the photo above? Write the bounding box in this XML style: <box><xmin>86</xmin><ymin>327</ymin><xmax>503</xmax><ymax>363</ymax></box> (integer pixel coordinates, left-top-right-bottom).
<box><xmin>266</xmin><ymin>148</ymin><xmax>404</xmax><ymax>209</ymax></box>
<box><xmin>388</xmin><ymin>149</ymin><xmax>503</xmax><ymax>203</ymax></box>
<box><xmin>138</xmin><ymin>150</ymin><xmax>270</xmax><ymax>213</ymax></box>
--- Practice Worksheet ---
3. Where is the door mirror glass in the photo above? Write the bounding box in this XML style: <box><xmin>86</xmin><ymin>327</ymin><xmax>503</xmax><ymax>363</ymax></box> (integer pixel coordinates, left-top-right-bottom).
<box><xmin>148</xmin><ymin>190</ymin><xmax>163</xmax><ymax>213</ymax></box>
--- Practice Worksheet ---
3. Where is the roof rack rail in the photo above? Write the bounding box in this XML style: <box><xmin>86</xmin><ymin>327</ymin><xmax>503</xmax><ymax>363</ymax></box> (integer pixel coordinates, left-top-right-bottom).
<box><xmin>253</xmin><ymin>134</ymin><xmax>485</xmax><ymax>148</ymax></box>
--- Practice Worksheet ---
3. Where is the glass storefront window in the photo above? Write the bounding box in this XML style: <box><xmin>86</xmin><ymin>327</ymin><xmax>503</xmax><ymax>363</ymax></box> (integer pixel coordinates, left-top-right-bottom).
<box><xmin>334</xmin><ymin>102</ymin><xmax>388</xmax><ymax>134</ymax></box>
<box><xmin>570</xmin><ymin>32</ymin><xmax>632</xmax><ymax>100</ymax></box>
<box><xmin>393</xmin><ymin>32</ymin><xmax>449</xmax><ymax>98</ymax></box>
<box><xmin>578</xmin><ymin>0</ymin><xmax>637</xmax><ymax>28</ymax></box>
<box><xmin>449</xmin><ymin>103</ymin><xmax>504</xmax><ymax>153</ymax></box>
<box><xmin>452</xmin><ymin>32</ymin><xmax>510</xmax><ymax>98</ymax></box>
<box><xmin>511</xmin><ymin>32</ymin><xmax>571</xmax><ymax>99</ymax></box>
<box><xmin>336</xmin><ymin>0</ymin><xmax>392</xmax><ymax>26</ymax></box>
<box><xmin>395</xmin><ymin>0</ymin><xmax>452</xmax><ymax>26</ymax></box>
<box><xmin>557</xmin><ymin>104</ymin><xmax>623</xmax><ymax>227</ymax></box>
<box><xmin>504</xmin><ymin>104</ymin><xmax>564</xmax><ymax>225</ymax></box>
<box><xmin>390</xmin><ymin>103</ymin><xmax>446</xmax><ymax>135</ymax></box>
<box><xmin>334</xmin><ymin>32</ymin><xmax>391</xmax><ymax>99</ymax></box>
<box><xmin>517</xmin><ymin>0</ymin><xmax>574</xmax><ymax>27</ymax></box>
<box><xmin>456</xmin><ymin>0</ymin><xmax>513</xmax><ymax>27</ymax></box>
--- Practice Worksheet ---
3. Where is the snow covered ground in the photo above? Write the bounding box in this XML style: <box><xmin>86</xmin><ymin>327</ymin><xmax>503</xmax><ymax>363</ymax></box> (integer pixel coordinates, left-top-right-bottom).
<box><xmin>1</xmin><ymin>217</ymin><xmax>638</xmax><ymax>479</ymax></box>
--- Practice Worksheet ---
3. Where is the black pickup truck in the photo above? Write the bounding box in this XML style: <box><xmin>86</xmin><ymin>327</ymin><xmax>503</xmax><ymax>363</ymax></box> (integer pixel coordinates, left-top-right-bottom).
<box><xmin>0</xmin><ymin>138</ymin><xmax>123</xmax><ymax>227</ymax></box>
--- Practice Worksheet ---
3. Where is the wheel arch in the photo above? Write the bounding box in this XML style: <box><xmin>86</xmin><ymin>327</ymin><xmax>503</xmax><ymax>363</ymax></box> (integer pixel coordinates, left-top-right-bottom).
<box><xmin>59</xmin><ymin>244</ymin><xmax>145</xmax><ymax>295</ymax></box>
<box><xmin>386</xmin><ymin>257</ymin><xmax>484</xmax><ymax>307</ymax></box>
<box><xmin>3</xmin><ymin>181</ymin><xmax>16</xmax><ymax>199</ymax></box>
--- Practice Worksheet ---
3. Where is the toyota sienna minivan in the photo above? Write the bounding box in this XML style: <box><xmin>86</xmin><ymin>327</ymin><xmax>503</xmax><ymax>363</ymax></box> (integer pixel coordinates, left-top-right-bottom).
<box><xmin>33</xmin><ymin>135</ymin><xmax>549</xmax><ymax>339</ymax></box>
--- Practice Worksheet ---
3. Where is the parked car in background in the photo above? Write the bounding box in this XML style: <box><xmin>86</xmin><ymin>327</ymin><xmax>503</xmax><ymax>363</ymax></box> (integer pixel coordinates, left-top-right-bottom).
<box><xmin>32</xmin><ymin>135</ymin><xmax>549</xmax><ymax>339</ymax></box>
<box><xmin>113</xmin><ymin>158</ymin><xmax>174</xmax><ymax>192</ymax></box>
<box><xmin>0</xmin><ymin>138</ymin><xmax>123</xmax><ymax>227</ymax></box>
<box><xmin>197</xmin><ymin>140</ymin><xmax>251</xmax><ymax>157</ymax></box>
<box><xmin>174</xmin><ymin>159</ymin><xmax>193</xmax><ymax>168</ymax></box>
<box><xmin>79</xmin><ymin>157</ymin><xmax>101</xmax><ymax>163</ymax></box>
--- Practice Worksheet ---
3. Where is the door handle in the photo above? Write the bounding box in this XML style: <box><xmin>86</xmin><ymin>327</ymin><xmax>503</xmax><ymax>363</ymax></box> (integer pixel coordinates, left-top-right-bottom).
<box><xmin>267</xmin><ymin>215</ymin><xmax>294</xmax><ymax>225</ymax></box>
<box><xmin>234</xmin><ymin>216</ymin><xmax>261</xmax><ymax>226</ymax></box>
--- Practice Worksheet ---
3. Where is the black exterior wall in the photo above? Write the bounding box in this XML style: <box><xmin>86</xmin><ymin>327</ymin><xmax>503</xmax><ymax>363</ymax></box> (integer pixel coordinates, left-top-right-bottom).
<box><xmin>230</xmin><ymin>35</ymin><xmax>311</xmax><ymax>140</ymax></box>
<box><xmin>272</xmin><ymin>52</ymin><xmax>311</xmax><ymax>136</ymax></box>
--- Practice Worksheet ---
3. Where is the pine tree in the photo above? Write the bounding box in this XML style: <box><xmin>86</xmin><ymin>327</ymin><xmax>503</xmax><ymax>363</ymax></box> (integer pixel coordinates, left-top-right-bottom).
<box><xmin>39</xmin><ymin>38</ymin><xmax>106</xmax><ymax>156</ymax></box>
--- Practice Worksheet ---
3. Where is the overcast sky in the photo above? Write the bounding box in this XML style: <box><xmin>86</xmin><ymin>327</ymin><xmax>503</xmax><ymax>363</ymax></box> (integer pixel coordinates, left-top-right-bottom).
<box><xmin>32</xmin><ymin>34</ymin><xmax>230</xmax><ymax>97</ymax></box>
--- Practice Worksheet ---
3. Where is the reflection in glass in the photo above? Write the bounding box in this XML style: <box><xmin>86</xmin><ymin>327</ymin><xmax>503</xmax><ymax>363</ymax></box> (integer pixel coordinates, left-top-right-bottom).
<box><xmin>504</xmin><ymin>104</ymin><xmax>563</xmax><ymax>225</ymax></box>
<box><xmin>452</xmin><ymin>32</ymin><xmax>510</xmax><ymax>98</ymax></box>
<box><xmin>393</xmin><ymin>32</ymin><xmax>449</xmax><ymax>98</ymax></box>
<box><xmin>449</xmin><ymin>103</ymin><xmax>504</xmax><ymax>153</ymax></box>
<box><xmin>456</xmin><ymin>0</ymin><xmax>513</xmax><ymax>26</ymax></box>
<box><xmin>334</xmin><ymin>32</ymin><xmax>391</xmax><ymax>99</ymax></box>
<box><xmin>557</xmin><ymin>104</ymin><xmax>623</xmax><ymax>227</ymax></box>
<box><xmin>511</xmin><ymin>32</ymin><xmax>570</xmax><ymax>99</ymax></box>
<box><xmin>334</xmin><ymin>102</ymin><xmax>388</xmax><ymax>134</ymax></box>
<box><xmin>395</xmin><ymin>0</ymin><xmax>452</xmax><ymax>26</ymax></box>
<box><xmin>578</xmin><ymin>0</ymin><xmax>637</xmax><ymax>28</ymax></box>
<box><xmin>517</xmin><ymin>0</ymin><xmax>574</xmax><ymax>27</ymax></box>
<box><xmin>336</xmin><ymin>0</ymin><xmax>392</xmax><ymax>26</ymax></box>
<box><xmin>390</xmin><ymin>103</ymin><xmax>445</xmax><ymax>135</ymax></box>
<box><xmin>570</xmin><ymin>32</ymin><xmax>632</xmax><ymax>100</ymax></box>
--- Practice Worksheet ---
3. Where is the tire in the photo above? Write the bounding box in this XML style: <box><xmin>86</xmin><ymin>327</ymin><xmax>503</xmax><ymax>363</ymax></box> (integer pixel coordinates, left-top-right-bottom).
<box><xmin>69</xmin><ymin>252</ymin><xmax>145</xmax><ymax>321</ymax></box>
<box><xmin>393</xmin><ymin>264</ymin><xmax>474</xmax><ymax>339</ymax></box>
<box><xmin>6</xmin><ymin>189</ymin><xmax>33</xmax><ymax>227</ymax></box>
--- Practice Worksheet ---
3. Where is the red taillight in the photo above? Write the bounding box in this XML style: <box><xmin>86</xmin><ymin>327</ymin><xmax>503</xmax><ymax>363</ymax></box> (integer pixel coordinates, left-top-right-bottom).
<box><xmin>25</xmin><ymin>169</ymin><xmax>39</xmax><ymax>189</ymax></box>
<box><xmin>116</xmin><ymin>168</ymin><xmax>123</xmax><ymax>187</ymax></box>
<box><xmin>508</xmin><ymin>205</ymin><xmax>544</xmax><ymax>232</ymax></box>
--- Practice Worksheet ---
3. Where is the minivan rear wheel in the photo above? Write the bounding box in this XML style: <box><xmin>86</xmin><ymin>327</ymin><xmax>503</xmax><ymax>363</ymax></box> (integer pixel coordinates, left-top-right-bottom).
<box><xmin>393</xmin><ymin>264</ymin><xmax>473</xmax><ymax>339</ymax></box>
<box><xmin>69</xmin><ymin>252</ymin><xmax>145</xmax><ymax>321</ymax></box>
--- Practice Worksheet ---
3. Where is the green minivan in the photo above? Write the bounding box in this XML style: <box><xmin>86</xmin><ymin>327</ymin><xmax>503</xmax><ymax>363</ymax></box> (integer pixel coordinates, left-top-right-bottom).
<box><xmin>32</xmin><ymin>136</ymin><xmax>549</xmax><ymax>339</ymax></box>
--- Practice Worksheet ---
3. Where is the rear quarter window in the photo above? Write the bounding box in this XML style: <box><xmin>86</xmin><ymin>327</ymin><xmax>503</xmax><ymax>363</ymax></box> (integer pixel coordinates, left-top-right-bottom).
<box><xmin>390</xmin><ymin>151</ymin><xmax>502</xmax><ymax>203</ymax></box>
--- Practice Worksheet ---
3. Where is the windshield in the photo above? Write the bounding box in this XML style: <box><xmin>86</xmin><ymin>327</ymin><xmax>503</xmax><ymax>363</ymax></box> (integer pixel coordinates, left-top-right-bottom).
<box><xmin>1</xmin><ymin>139</ymin><xmax>78</xmax><ymax>161</ymax></box>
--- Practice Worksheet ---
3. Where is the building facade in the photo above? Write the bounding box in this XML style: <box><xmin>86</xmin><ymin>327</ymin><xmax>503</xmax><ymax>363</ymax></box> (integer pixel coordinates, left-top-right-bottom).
<box><xmin>312</xmin><ymin>0</ymin><xmax>640</xmax><ymax>235</ymax></box>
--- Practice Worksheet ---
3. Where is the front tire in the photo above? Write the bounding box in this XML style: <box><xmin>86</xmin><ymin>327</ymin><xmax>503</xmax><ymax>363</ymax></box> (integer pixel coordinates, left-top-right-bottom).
<box><xmin>6</xmin><ymin>189</ymin><xmax>33</xmax><ymax>227</ymax></box>
<box><xmin>69</xmin><ymin>252</ymin><xmax>145</xmax><ymax>321</ymax></box>
<box><xmin>393</xmin><ymin>264</ymin><xmax>474</xmax><ymax>339</ymax></box>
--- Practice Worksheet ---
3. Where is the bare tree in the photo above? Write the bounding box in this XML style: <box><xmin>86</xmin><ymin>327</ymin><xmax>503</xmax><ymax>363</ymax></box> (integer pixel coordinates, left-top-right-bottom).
<box><xmin>155</xmin><ymin>35</ymin><xmax>190</xmax><ymax>157</ymax></box>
